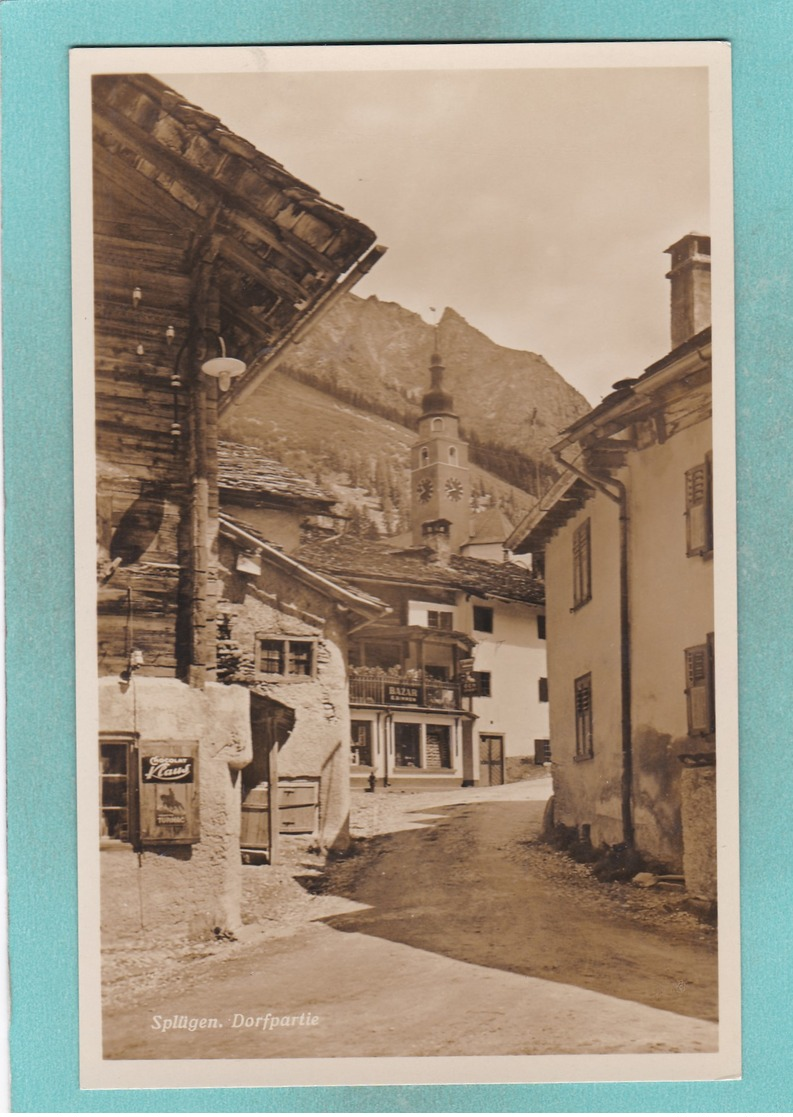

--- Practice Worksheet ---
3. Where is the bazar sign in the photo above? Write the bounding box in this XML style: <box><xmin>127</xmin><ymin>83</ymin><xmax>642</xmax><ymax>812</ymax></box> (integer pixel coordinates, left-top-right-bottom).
<box><xmin>142</xmin><ymin>756</ymin><xmax>195</xmax><ymax>783</ymax></box>
<box><xmin>385</xmin><ymin>683</ymin><xmax>421</xmax><ymax>705</ymax></box>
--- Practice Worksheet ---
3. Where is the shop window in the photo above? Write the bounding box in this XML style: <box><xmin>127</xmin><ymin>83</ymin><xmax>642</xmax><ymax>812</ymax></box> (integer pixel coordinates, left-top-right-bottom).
<box><xmin>100</xmin><ymin>735</ymin><xmax>135</xmax><ymax>843</ymax></box>
<box><xmin>473</xmin><ymin>671</ymin><xmax>491</xmax><ymax>697</ymax></box>
<box><xmin>573</xmin><ymin>519</ymin><xmax>592</xmax><ymax>609</ymax></box>
<box><xmin>427</xmin><ymin>609</ymin><xmax>453</xmax><ymax>630</ymax></box>
<box><xmin>256</xmin><ymin>637</ymin><xmax>317</xmax><ymax>678</ymax></box>
<box><xmin>538</xmin><ymin>677</ymin><xmax>549</xmax><ymax>703</ymax></box>
<box><xmin>684</xmin><ymin>633</ymin><xmax>715</xmax><ymax>736</ymax></box>
<box><xmin>685</xmin><ymin>453</ymin><xmax>713</xmax><ymax>556</ymax></box>
<box><xmin>425</xmin><ymin>724</ymin><xmax>451</xmax><ymax>769</ymax></box>
<box><xmin>351</xmin><ymin>720</ymin><xmax>373</xmax><ymax>767</ymax></box>
<box><xmin>473</xmin><ymin>605</ymin><xmax>493</xmax><ymax>633</ymax></box>
<box><xmin>395</xmin><ymin>723</ymin><xmax>421</xmax><ymax>768</ymax></box>
<box><xmin>574</xmin><ymin>674</ymin><xmax>593</xmax><ymax>758</ymax></box>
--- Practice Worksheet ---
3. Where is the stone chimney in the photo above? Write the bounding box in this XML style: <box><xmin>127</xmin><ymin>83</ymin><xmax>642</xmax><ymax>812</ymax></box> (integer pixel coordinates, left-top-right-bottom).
<box><xmin>665</xmin><ymin>233</ymin><xmax>711</xmax><ymax>349</ymax></box>
<box><xmin>421</xmin><ymin>519</ymin><xmax>452</xmax><ymax>565</ymax></box>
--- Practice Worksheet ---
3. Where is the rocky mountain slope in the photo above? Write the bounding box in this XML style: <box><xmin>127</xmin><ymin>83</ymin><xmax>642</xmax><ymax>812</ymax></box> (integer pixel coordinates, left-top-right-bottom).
<box><xmin>221</xmin><ymin>293</ymin><xmax>590</xmax><ymax>536</ymax></box>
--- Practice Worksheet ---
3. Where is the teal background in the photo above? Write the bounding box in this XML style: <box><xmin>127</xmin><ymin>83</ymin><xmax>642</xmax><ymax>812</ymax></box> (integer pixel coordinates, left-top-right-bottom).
<box><xmin>2</xmin><ymin>0</ymin><xmax>790</xmax><ymax>1110</ymax></box>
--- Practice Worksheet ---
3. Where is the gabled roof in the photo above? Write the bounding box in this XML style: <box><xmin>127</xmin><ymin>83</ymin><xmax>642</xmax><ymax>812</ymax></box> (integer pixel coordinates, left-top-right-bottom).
<box><xmin>219</xmin><ymin>514</ymin><xmax>389</xmax><ymax>621</ymax></box>
<box><xmin>93</xmin><ymin>74</ymin><xmax>385</xmax><ymax>408</ymax></box>
<box><xmin>297</xmin><ymin>534</ymin><xmax>544</xmax><ymax>605</ymax></box>
<box><xmin>465</xmin><ymin>506</ymin><xmax>515</xmax><ymax>547</ymax></box>
<box><xmin>218</xmin><ymin>441</ymin><xmax>335</xmax><ymax>511</ymax></box>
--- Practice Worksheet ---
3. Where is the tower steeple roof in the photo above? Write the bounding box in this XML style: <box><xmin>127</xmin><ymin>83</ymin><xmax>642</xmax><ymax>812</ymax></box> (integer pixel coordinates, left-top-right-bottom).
<box><xmin>421</xmin><ymin>349</ymin><xmax>456</xmax><ymax>417</ymax></box>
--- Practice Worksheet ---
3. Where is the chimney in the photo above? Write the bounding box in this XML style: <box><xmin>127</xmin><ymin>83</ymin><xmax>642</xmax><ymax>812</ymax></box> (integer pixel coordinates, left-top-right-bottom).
<box><xmin>421</xmin><ymin>519</ymin><xmax>452</xmax><ymax>565</ymax></box>
<box><xmin>665</xmin><ymin>233</ymin><xmax>711</xmax><ymax>349</ymax></box>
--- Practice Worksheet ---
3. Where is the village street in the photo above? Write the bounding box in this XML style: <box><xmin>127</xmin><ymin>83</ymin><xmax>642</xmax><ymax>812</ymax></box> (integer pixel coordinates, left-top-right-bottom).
<box><xmin>102</xmin><ymin>776</ymin><xmax>718</xmax><ymax>1060</ymax></box>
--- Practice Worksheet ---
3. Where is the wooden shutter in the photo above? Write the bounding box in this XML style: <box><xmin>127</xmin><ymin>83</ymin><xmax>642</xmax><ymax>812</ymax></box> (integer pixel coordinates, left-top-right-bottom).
<box><xmin>686</xmin><ymin>458</ymin><xmax>713</xmax><ymax>556</ymax></box>
<box><xmin>574</xmin><ymin>674</ymin><xmax>593</xmax><ymax>756</ymax></box>
<box><xmin>573</xmin><ymin>519</ymin><xmax>591</xmax><ymax>607</ymax></box>
<box><xmin>685</xmin><ymin>640</ymin><xmax>715</xmax><ymax>735</ymax></box>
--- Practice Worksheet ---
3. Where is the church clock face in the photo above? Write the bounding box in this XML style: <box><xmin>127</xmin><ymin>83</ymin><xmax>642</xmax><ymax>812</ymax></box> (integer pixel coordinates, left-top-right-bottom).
<box><xmin>417</xmin><ymin>477</ymin><xmax>434</xmax><ymax>503</ymax></box>
<box><xmin>445</xmin><ymin>478</ymin><xmax>464</xmax><ymax>502</ymax></box>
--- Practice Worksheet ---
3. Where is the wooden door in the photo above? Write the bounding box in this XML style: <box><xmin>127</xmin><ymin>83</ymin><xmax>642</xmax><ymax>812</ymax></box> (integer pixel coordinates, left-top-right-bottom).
<box><xmin>479</xmin><ymin>734</ymin><xmax>504</xmax><ymax>786</ymax></box>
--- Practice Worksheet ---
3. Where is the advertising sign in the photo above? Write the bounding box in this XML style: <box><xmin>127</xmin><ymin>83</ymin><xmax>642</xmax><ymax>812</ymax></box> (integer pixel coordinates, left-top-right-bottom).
<box><xmin>385</xmin><ymin>682</ymin><xmax>421</xmax><ymax>706</ymax></box>
<box><xmin>138</xmin><ymin>741</ymin><xmax>200</xmax><ymax>845</ymax></box>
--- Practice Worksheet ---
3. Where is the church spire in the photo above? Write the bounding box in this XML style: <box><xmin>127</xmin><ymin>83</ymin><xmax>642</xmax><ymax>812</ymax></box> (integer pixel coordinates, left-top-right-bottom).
<box><xmin>410</xmin><ymin>340</ymin><xmax>470</xmax><ymax>550</ymax></box>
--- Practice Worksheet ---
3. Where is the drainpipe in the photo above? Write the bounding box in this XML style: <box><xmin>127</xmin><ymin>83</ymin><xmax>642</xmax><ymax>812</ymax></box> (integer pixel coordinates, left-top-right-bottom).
<box><xmin>552</xmin><ymin>446</ymin><xmax>634</xmax><ymax>850</ymax></box>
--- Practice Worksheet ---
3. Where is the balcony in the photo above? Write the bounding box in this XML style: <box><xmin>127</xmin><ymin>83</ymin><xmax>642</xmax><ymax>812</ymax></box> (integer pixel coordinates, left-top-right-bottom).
<box><xmin>349</xmin><ymin>668</ymin><xmax>461</xmax><ymax>711</ymax></box>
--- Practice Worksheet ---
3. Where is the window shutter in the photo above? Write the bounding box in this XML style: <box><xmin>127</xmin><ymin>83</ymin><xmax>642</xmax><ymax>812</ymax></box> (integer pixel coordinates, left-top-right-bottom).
<box><xmin>685</xmin><ymin>642</ymin><xmax>714</xmax><ymax>735</ymax></box>
<box><xmin>686</xmin><ymin>462</ymin><xmax>712</xmax><ymax>556</ymax></box>
<box><xmin>573</xmin><ymin>519</ymin><xmax>592</xmax><ymax>607</ymax></box>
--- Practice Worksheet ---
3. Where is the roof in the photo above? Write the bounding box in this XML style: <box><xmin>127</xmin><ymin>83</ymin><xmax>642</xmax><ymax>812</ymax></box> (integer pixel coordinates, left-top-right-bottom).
<box><xmin>218</xmin><ymin>441</ymin><xmax>335</xmax><ymax>510</ymax></box>
<box><xmin>466</xmin><ymin>506</ymin><xmax>515</xmax><ymax>547</ymax></box>
<box><xmin>296</xmin><ymin>534</ymin><xmax>545</xmax><ymax>606</ymax></box>
<box><xmin>93</xmin><ymin>74</ymin><xmax>384</xmax><ymax>408</ymax></box>
<box><xmin>219</xmin><ymin>514</ymin><xmax>389</xmax><ymax>620</ymax></box>
<box><xmin>507</xmin><ymin>327</ymin><xmax>712</xmax><ymax>556</ymax></box>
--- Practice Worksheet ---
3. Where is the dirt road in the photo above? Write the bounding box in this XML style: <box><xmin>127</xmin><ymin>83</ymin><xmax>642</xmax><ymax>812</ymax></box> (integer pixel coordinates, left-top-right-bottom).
<box><xmin>102</xmin><ymin>778</ymin><xmax>718</xmax><ymax>1060</ymax></box>
<box><xmin>318</xmin><ymin>790</ymin><xmax>717</xmax><ymax>1021</ymax></box>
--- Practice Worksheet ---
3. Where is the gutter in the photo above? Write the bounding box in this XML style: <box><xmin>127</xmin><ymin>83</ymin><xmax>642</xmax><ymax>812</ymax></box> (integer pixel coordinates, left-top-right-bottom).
<box><xmin>221</xmin><ymin>243</ymin><xmax>387</xmax><ymax>414</ymax></box>
<box><xmin>552</xmin><ymin>444</ymin><xmax>634</xmax><ymax>850</ymax></box>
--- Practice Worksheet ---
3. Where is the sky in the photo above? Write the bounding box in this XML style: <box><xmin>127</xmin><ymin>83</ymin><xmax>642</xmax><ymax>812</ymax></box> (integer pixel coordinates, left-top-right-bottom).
<box><xmin>162</xmin><ymin>64</ymin><xmax>710</xmax><ymax>404</ymax></box>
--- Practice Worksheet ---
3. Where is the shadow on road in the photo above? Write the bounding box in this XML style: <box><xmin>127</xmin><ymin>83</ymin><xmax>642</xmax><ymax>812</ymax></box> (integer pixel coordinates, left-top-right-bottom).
<box><xmin>304</xmin><ymin>798</ymin><xmax>718</xmax><ymax>1021</ymax></box>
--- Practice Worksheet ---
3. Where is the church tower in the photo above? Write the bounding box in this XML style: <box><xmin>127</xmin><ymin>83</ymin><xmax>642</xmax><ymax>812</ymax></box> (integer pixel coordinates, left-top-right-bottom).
<box><xmin>411</xmin><ymin>347</ymin><xmax>470</xmax><ymax>551</ymax></box>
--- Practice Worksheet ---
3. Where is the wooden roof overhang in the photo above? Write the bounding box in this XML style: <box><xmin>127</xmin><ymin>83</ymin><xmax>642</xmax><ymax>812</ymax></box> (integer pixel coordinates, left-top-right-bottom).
<box><xmin>507</xmin><ymin>329</ymin><xmax>712</xmax><ymax>556</ymax></box>
<box><xmin>351</xmin><ymin>622</ymin><xmax>475</xmax><ymax>651</ymax></box>
<box><xmin>219</xmin><ymin>516</ymin><xmax>389</xmax><ymax>623</ymax></box>
<box><xmin>93</xmin><ymin>74</ymin><xmax>385</xmax><ymax>402</ymax></box>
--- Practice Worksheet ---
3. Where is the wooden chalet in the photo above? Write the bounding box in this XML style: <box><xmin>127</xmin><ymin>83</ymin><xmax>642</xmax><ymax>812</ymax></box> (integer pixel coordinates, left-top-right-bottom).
<box><xmin>94</xmin><ymin>73</ymin><xmax>384</xmax><ymax>686</ymax></box>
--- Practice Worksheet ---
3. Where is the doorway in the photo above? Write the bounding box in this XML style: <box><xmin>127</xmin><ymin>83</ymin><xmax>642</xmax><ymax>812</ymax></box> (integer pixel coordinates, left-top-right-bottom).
<box><xmin>479</xmin><ymin>734</ymin><xmax>505</xmax><ymax>786</ymax></box>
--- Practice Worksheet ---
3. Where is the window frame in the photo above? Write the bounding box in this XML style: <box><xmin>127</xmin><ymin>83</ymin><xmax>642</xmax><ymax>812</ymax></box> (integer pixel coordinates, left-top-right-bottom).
<box><xmin>427</xmin><ymin>609</ymin><xmax>454</xmax><ymax>631</ymax></box>
<box><xmin>473</xmin><ymin>670</ymin><xmax>491</xmax><ymax>697</ymax></box>
<box><xmin>350</xmin><ymin>719</ymin><xmax>374</xmax><ymax>767</ymax></box>
<box><xmin>574</xmin><ymin>673</ymin><xmax>594</xmax><ymax>760</ymax></box>
<box><xmin>255</xmin><ymin>635</ymin><xmax>318</xmax><ymax>680</ymax></box>
<box><xmin>473</xmin><ymin>605</ymin><xmax>494</xmax><ymax>633</ymax></box>
<box><xmin>572</xmin><ymin>518</ymin><xmax>592</xmax><ymax>610</ymax></box>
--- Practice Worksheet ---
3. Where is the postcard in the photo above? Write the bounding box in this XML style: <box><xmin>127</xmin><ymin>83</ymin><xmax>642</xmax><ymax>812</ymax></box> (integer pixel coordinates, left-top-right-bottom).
<box><xmin>71</xmin><ymin>41</ymin><xmax>739</xmax><ymax>1089</ymax></box>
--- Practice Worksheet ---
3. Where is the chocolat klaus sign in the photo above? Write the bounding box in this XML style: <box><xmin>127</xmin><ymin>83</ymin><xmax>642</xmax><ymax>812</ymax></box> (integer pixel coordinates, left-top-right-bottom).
<box><xmin>138</xmin><ymin>742</ymin><xmax>200</xmax><ymax>845</ymax></box>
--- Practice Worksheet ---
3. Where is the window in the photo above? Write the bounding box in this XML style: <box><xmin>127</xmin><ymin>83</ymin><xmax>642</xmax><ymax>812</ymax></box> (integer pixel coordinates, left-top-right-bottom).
<box><xmin>427</xmin><ymin>609</ymin><xmax>453</xmax><ymax>630</ymax></box>
<box><xmin>574</xmin><ymin>674</ymin><xmax>593</xmax><ymax>758</ymax></box>
<box><xmin>394</xmin><ymin>723</ymin><xmax>421</xmax><ymax>768</ymax></box>
<box><xmin>350</xmin><ymin>721</ymin><xmax>373</xmax><ymax>767</ymax></box>
<box><xmin>572</xmin><ymin>519</ymin><xmax>592</xmax><ymax>608</ymax></box>
<box><xmin>473</xmin><ymin>605</ymin><xmax>493</xmax><ymax>633</ymax></box>
<box><xmin>685</xmin><ymin>454</ymin><xmax>713</xmax><ymax>556</ymax></box>
<box><xmin>99</xmin><ymin>734</ymin><xmax>136</xmax><ymax>844</ymax></box>
<box><xmin>684</xmin><ymin>634</ymin><xmax>715</xmax><ymax>736</ymax></box>
<box><xmin>449</xmin><ymin>446</ymin><xmax>457</xmax><ymax>463</ymax></box>
<box><xmin>425</xmin><ymin>724</ymin><xmax>452</xmax><ymax>769</ymax></box>
<box><xmin>421</xmin><ymin>447</ymin><xmax>429</xmax><ymax>465</ymax></box>
<box><xmin>538</xmin><ymin>677</ymin><xmax>549</xmax><ymax>703</ymax></box>
<box><xmin>534</xmin><ymin>739</ymin><xmax>551</xmax><ymax>764</ymax></box>
<box><xmin>257</xmin><ymin>637</ymin><xmax>316</xmax><ymax>678</ymax></box>
<box><xmin>473</xmin><ymin>671</ymin><xmax>491</xmax><ymax>697</ymax></box>
<box><xmin>394</xmin><ymin>722</ymin><xmax>453</xmax><ymax>769</ymax></box>
<box><xmin>537</xmin><ymin>614</ymin><xmax>546</xmax><ymax>640</ymax></box>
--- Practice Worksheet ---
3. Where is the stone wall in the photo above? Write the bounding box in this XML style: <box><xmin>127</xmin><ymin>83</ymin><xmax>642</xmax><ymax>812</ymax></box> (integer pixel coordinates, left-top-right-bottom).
<box><xmin>99</xmin><ymin>676</ymin><xmax>252</xmax><ymax>939</ymax></box>
<box><xmin>680</xmin><ymin>763</ymin><xmax>717</xmax><ymax>901</ymax></box>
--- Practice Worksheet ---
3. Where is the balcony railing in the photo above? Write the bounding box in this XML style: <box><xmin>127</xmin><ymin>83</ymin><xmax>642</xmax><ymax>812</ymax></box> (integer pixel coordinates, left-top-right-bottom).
<box><xmin>350</xmin><ymin>670</ymin><xmax>461</xmax><ymax>710</ymax></box>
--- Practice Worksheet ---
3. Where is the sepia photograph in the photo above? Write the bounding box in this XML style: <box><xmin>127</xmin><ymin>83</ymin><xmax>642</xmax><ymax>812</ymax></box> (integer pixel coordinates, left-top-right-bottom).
<box><xmin>71</xmin><ymin>42</ymin><xmax>739</xmax><ymax>1089</ymax></box>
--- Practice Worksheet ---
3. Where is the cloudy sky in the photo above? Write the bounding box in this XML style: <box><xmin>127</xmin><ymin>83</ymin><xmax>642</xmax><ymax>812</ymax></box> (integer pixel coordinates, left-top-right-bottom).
<box><xmin>163</xmin><ymin>62</ymin><xmax>709</xmax><ymax>403</ymax></box>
